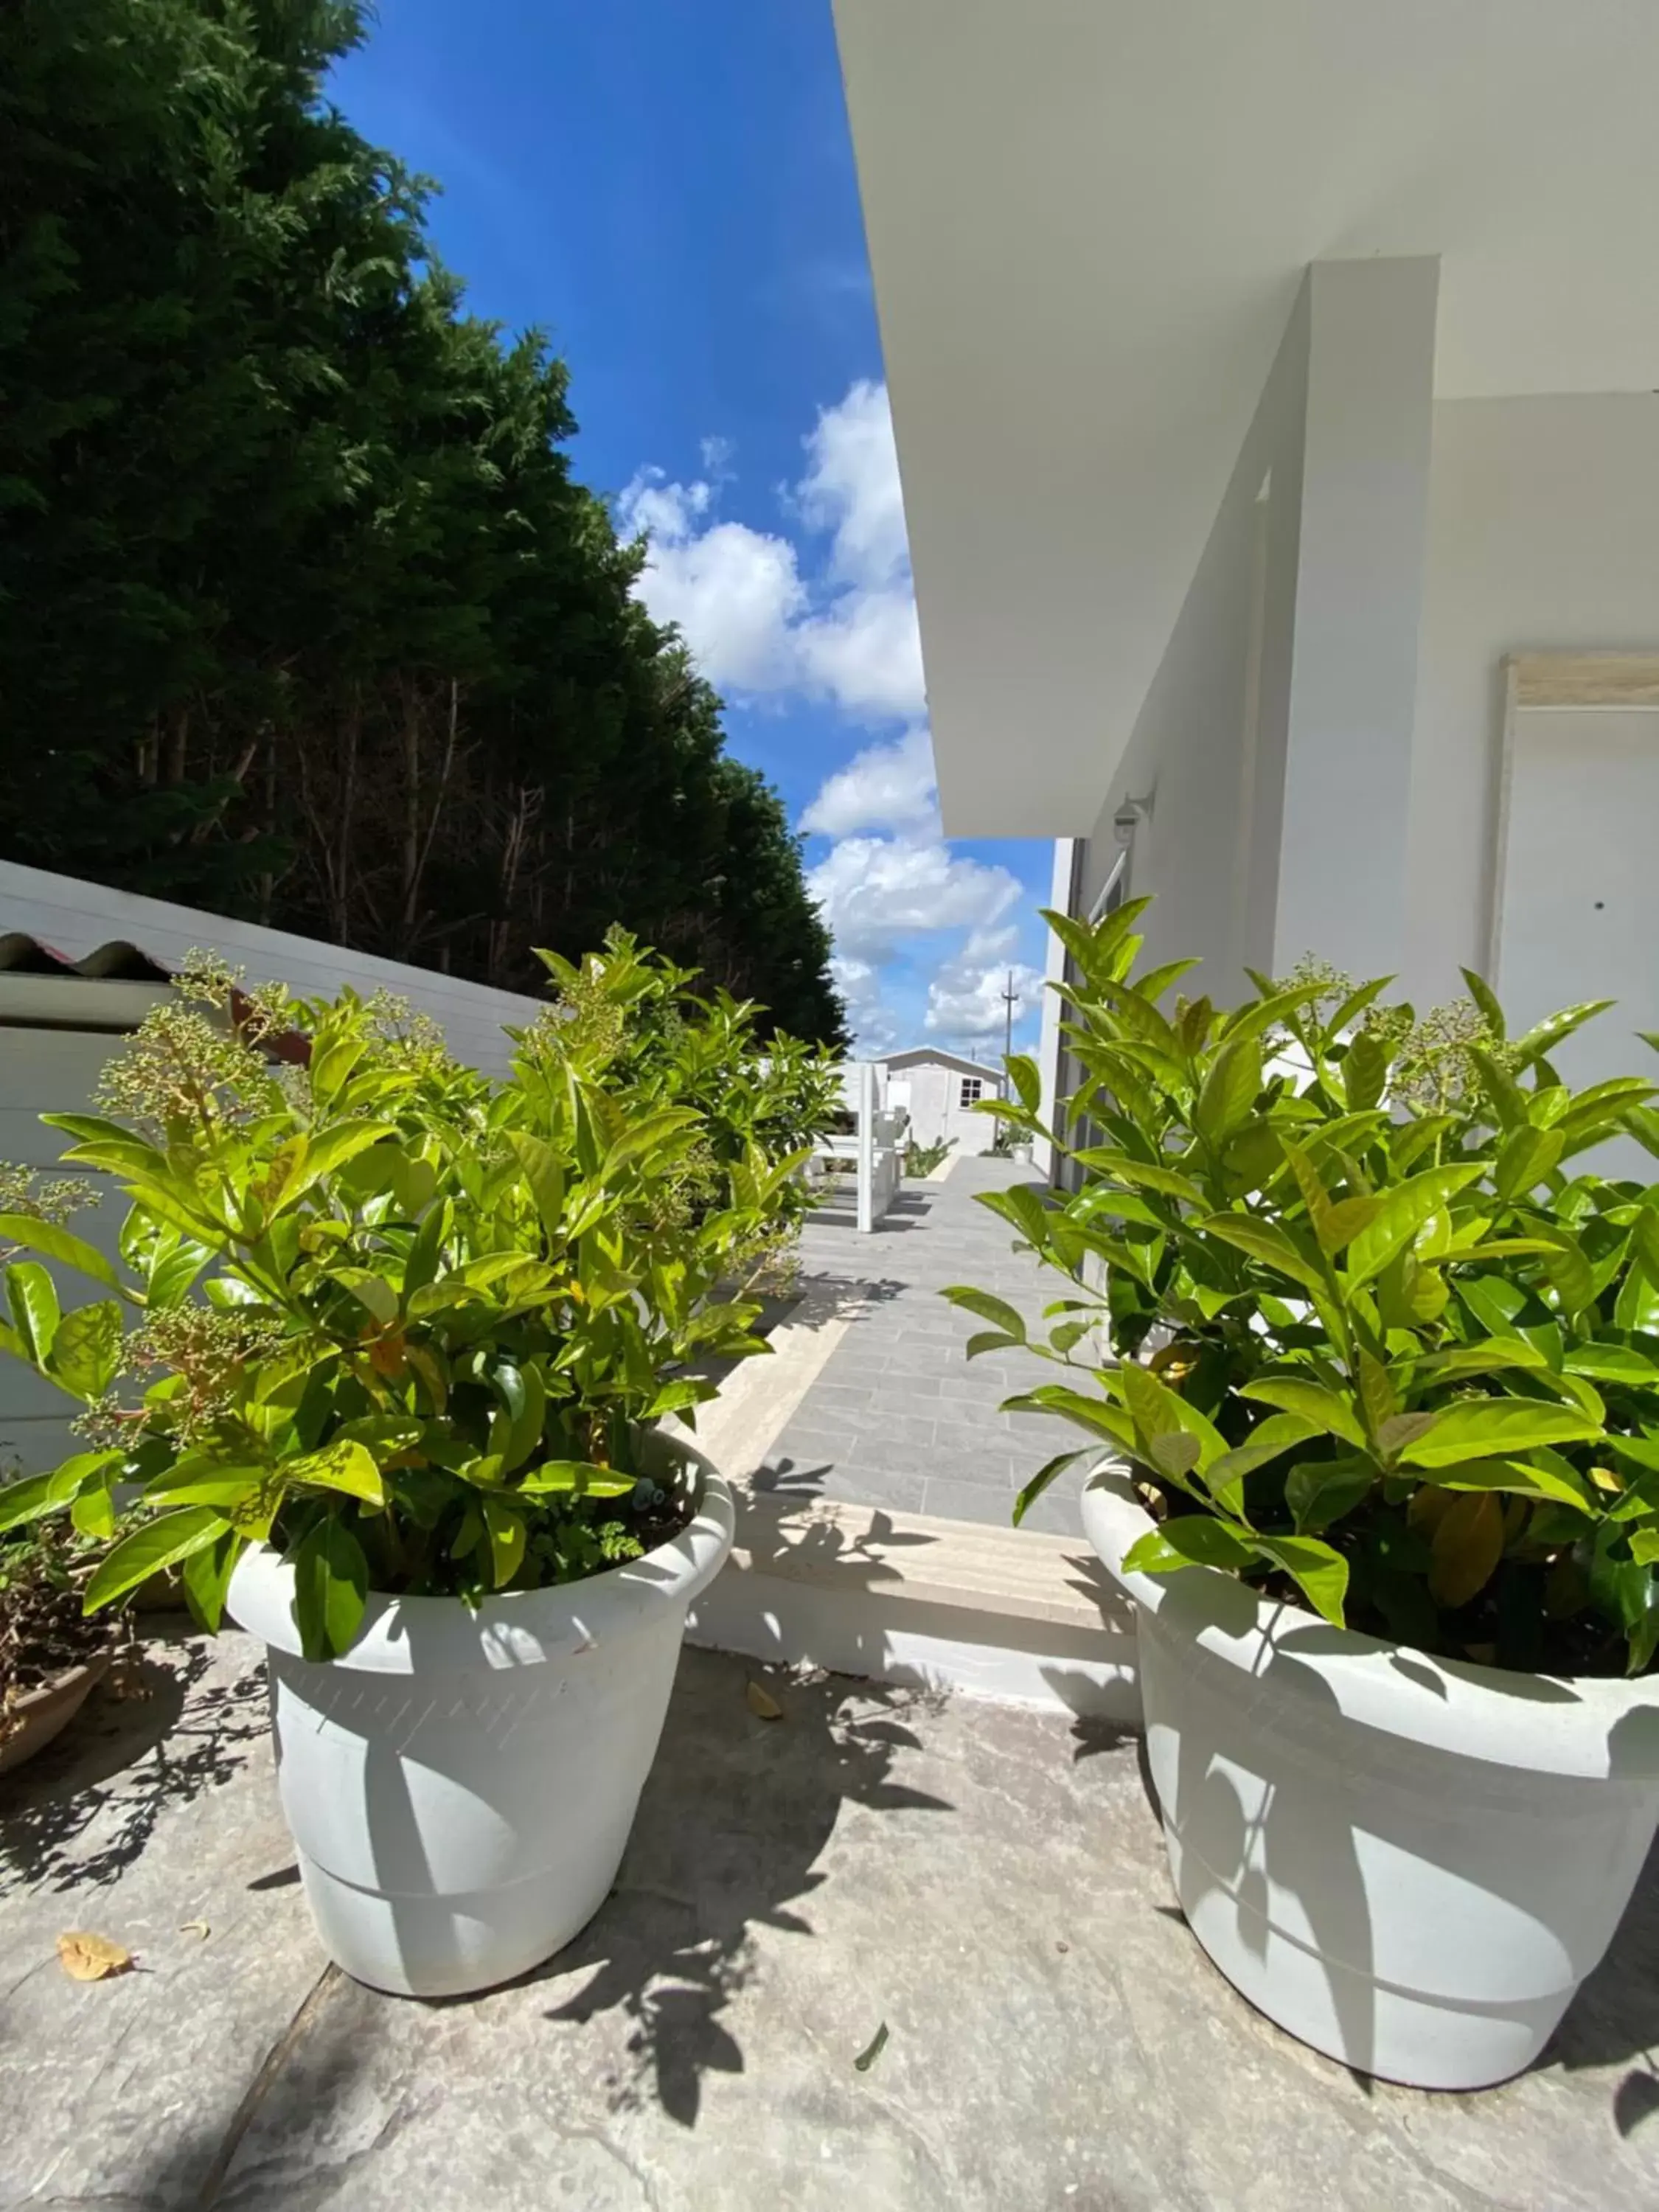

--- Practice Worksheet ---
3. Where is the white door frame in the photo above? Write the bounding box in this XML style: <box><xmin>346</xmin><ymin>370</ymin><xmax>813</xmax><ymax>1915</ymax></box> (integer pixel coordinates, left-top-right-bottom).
<box><xmin>1489</xmin><ymin>652</ymin><xmax>1659</xmax><ymax>987</ymax></box>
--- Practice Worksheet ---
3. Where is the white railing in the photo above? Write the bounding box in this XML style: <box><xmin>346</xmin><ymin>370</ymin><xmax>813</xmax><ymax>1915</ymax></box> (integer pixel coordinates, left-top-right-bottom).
<box><xmin>813</xmin><ymin>1061</ymin><xmax>906</xmax><ymax>1231</ymax></box>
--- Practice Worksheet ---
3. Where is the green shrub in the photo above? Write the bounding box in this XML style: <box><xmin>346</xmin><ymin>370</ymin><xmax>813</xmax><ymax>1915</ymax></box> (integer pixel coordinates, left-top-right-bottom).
<box><xmin>905</xmin><ymin>1135</ymin><xmax>955</xmax><ymax>1178</ymax></box>
<box><xmin>0</xmin><ymin>938</ymin><xmax>836</xmax><ymax>1658</ymax></box>
<box><xmin>947</xmin><ymin>898</ymin><xmax>1659</xmax><ymax>1677</ymax></box>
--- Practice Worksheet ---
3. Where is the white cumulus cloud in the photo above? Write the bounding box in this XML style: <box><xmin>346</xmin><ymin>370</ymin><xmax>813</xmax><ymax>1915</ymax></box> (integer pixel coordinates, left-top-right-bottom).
<box><xmin>616</xmin><ymin>469</ymin><xmax>804</xmax><ymax>693</ymax></box>
<box><xmin>622</xmin><ymin>383</ymin><xmax>1043</xmax><ymax>1061</ymax></box>
<box><xmin>796</xmin><ymin>377</ymin><xmax>911</xmax><ymax>591</ymax></box>
<box><xmin>799</xmin><ymin>726</ymin><xmax>937</xmax><ymax>840</ymax></box>
<box><xmin>925</xmin><ymin>952</ymin><xmax>1046</xmax><ymax>1044</ymax></box>
<box><xmin>829</xmin><ymin>953</ymin><xmax>898</xmax><ymax>1057</ymax></box>
<box><xmin>807</xmin><ymin>835</ymin><xmax>1020</xmax><ymax>965</ymax></box>
<box><xmin>616</xmin><ymin>383</ymin><xmax>924</xmax><ymax>723</ymax></box>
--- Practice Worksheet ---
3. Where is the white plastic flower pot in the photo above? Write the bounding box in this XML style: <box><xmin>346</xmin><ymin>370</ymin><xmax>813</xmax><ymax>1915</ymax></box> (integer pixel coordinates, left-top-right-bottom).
<box><xmin>229</xmin><ymin>1436</ymin><xmax>734</xmax><ymax>1999</ymax></box>
<box><xmin>1082</xmin><ymin>1464</ymin><xmax>1659</xmax><ymax>2090</ymax></box>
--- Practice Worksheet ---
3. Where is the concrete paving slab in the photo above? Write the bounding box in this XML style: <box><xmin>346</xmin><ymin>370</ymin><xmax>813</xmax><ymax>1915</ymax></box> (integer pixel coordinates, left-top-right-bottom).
<box><xmin>4</xmin><ymin>1627</ymin><xmax>1658</xmax><ymax>2211</ymax></box>
<box><xmin>768</xmin><ymin>1161</ymin><xmax>1091</xmax><ymax>1537</ymax></box>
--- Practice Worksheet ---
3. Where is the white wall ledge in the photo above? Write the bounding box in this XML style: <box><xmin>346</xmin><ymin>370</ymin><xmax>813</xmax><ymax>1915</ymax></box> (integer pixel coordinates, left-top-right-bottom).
<box><xmin>691</xmin><ymin>1487</ymin><xmax>1140</xmax><ymax>1723</ymax></box>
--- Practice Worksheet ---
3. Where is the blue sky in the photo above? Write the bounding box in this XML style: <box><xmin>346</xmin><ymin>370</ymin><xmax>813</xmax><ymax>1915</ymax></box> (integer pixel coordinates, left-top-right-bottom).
<box><xmin>331</xmin><ymin>0</ymin><xmax>1050</xmax><ymax>1056</ymax></box>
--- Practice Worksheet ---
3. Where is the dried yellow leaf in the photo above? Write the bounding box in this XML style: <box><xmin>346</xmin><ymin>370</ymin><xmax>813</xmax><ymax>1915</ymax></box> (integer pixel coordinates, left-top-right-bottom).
<box><xmin>745</xmin><ymin>1680</ymin><xmax>784</xmax><ymax>1722</ymax></box>
<box><xmin>57</xmin><ymin>1931</ymin><xmax>133</xmax><ymax>1982</ymax></box>
<box><xmin>178</xmin><ymin>1920</ymin><xmax>211</xmax><ymax>1941</ymax></box>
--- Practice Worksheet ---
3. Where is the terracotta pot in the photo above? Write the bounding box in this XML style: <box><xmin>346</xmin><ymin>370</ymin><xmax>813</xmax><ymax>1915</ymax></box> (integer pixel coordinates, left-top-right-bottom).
<box><xmin>0</xmin><ymin>1649</ymin><xmax>111</xmax><ymax>1775</ymax></box>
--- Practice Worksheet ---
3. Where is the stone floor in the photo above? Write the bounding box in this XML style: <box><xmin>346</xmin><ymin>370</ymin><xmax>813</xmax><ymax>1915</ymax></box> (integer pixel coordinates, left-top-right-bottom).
<box><xmin>5</xmin><ymin>1627</ymin><xmax>1658</xmax><ymax>2211</ymax></box>
<box><xmin>759</xmin><ymin>1158</ymin><xmax>1093</xmax><ymax>1536</ymax></box>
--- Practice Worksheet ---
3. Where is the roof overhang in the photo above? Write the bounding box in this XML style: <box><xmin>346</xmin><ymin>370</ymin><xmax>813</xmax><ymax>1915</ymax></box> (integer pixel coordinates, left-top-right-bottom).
<box><xmin>833</xmin><ymin>1</ymin><xmax>1659</xmax><ymax>835</ymax></box>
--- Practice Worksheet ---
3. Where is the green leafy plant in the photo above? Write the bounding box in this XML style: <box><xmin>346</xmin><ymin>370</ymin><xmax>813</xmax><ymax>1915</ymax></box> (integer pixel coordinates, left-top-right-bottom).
<box><xmin>905</xmin><ymin>1135</ymin><xmax>955</xmax><ymax>1178</ymax></box>
<box><xmin>946</xmin><ymin>897</ymin><xmax>1659</xmax><ymax>1676</ymax></box>
<box><xmin>517</xmin><ymin>928</ymin><xmax>841</xmax><ymax>1283</ymax></box>
<box><xmin>1</xmin><ymin>1513</ymin><xmax>128</xmax><ymax>1743</ymax></box>
<box><xmin>0</xmin><ymin>944</ymin><xmax>834</xmax><ymax>1660</ymax></box>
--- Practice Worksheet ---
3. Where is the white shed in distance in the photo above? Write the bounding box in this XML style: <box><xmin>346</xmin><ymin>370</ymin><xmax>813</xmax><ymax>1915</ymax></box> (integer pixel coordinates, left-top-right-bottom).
<box><xmin>877</xmin><ymin>1047</ymin><xmax>1006</xmax><ymax>1156</ymax></box>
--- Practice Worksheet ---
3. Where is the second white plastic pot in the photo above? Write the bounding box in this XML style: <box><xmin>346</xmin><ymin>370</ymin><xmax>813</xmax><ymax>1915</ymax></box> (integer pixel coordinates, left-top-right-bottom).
<box><xmin>1082</xmin><ymin>1464</ymin><xmax>1659</xmax><ymax>2089</ymax></box>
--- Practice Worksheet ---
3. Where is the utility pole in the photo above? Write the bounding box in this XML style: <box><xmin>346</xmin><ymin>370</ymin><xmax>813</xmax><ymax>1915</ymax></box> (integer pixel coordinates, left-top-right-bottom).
<box><xmin>1001</xmin><ymin>970</ymin><xmax>1018</xmax><ymax>1063</ymax></box>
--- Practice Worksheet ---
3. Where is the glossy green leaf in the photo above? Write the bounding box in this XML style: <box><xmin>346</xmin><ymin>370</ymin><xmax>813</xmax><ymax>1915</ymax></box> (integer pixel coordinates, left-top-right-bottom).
<box><xmin>1121</xmin><ymin>1518</ymin><xmax>1255</xmax><ymax>1576</ymax></box>
<box><xmin>1284</xmin><ymin>1455</ymin><xmax>1377</xmax><ymax>1534</ymax></box>
<box><xmin>290</xmin><ymin>1515</ymin><xmax>369</xmax><ymax>1660</ymax></box>
<box><xmin>1421</xmin><ymin>1456</ymin><xmax>1592</xmax><ymax>1512</ymax></box>
<box><xmin>0</xmin><ymin>1470</ymin><xmax>60</xmax><ymax>1531</ymax></box>
<box><xmin>1006</xmin><ymin>1053</ymin><xmax>1043</xmax><ymax>1116</ymax></box>
<box><xmin>1239</xmin><ymin>1376</ymin><xmax>1366</xmax><ymax>1450</ymax></box>
<box><xmin>180</xmin><ymin>1531</ymin><xmax>243</xmax><ymax>1633</ymax></box>
<box><xmin>288</xmin><ymin>1438</ymin><xmax>385</xmax><ymax>1506</ymax></box>
<box><xmin>84</xmin><ymin>1507</ymin><xmax>226</xmax><ymax>1613</ymax></box>
<box><xmin>1004</xmin><ymin>1385</ymin><xmax>1135</xmax><ymax>1450</ymax></box>
<box><xmin>1340</xmin><ymin>1031</ymin><xmax>1388</xmax><ymax>1114</ymax></box>
<box><xmin>1068</xmin><ymin>1150</ymin><xmax>1207</xmax><ymax>1208</ymax></box>
<box><xmin>481</xmin><ymin>1495</ymin><xmax>527</xmax><ymax>1588</ymax></box>
<box><xmin>6</xmin><ymin>1260</ymin><xmax>60</xmax><ymax>1365</ymax></box>
<box><xmin>506</xmin><ymin>1130</ymin><xmax>567</xmax><ymax>1240</ymax></box>
<box><xmin>1344</xmin><ymin>1166</ymin><xmax>1484</xmax><ymax>1290</ymax></box>
<box><xmin>1399</xmin><ymin>1400</ymin><xmax>1601</xmax><ymax>1467</ymax></box>
<box><xmin>0</xmin><ymin>1215</ymin><xmax>125</xmax><ymax>1295</ymax></box>
<box><xmin>941</xmin><ymin>1287</ymin><xmax>1029</xmax><ymax>1341</ymax></box>
<box><xmin>1200</xmin><ymin>1416</ymin><xmax>1318</xmax><ymax>1514</ymax></box>
<box><xmin>1119</xmin><ymin>1361</ymin><xmax>1228</xmax><ymax>1472</ymax></box>
<box><xmin>1194</xmin><ymin>1036</ymin><xmax>1262</xmax><ymax>1147</ymax></box>
<box><xmin>278</xmin><ymin>1122</ymin><xmax>397</xmax><ymax>1211</ymax></box>
<box><xmin>1197</xmin><ymin>1215</ymin><xmax>1327</xmax><ymax>1298</ymax></box>
<box><xmin>518</xmin><ymin>1459</ymin><xmax>635</xmax><ymax>1498</ymax></box>
<box><xmin>44</xmin><ymin>1299</ymin><xmax>124</xmax><ymax>1401</ymax></box>
<box><xmin>1012</xmin><ymin>1451</ymin><xmax>1087</xmax><ymax>1526</ymax></box>
<box><xmin>1494</xmin><ymin>1125</ymin><xmax>1563</xmax><ymax>1202</ymax></box>
<box><xmin>1251</xmin><ymin>1535</ymin><xmax>1349</xmax><ymax>1627</ymax></box>
<box><xmin>1563</xmin><ymin>1343</ymin><xmax>1659</xmax><ymax>1383</ymax></box>
<box><xmin>1511</xmin><ymin>1000</ymin><xmax>1614</xmax><ymax>1070</ymax></box>
<box><xmin>1458</xmin><ymin>967</ymin><xmax>1506</xmax><ymax>1043</ymax></box>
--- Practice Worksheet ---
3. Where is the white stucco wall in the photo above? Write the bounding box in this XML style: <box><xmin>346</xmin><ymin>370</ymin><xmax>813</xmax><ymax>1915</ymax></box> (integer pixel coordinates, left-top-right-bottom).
<box><xmin>1074</xmin><ymin>274</ymin><xmax>1313</xmax><ymax>995</ymax></box>
<box><xmin>1406</xmin><ymin>393</ymin><xmax>1659</xmax><ymax>1004</ymax></box>
<box><xmin>1074</xmin><ymin>260</ymin><xmax>1440</xmax><ymax>1000</ymax></box>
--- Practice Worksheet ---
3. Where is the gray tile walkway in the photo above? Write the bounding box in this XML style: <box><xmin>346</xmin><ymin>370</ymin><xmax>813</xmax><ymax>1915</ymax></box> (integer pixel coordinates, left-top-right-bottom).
<box><xmin>760</xmin><ymin>1158</ymin><xmax>1096</xmax><ymax>1535</ymax></box>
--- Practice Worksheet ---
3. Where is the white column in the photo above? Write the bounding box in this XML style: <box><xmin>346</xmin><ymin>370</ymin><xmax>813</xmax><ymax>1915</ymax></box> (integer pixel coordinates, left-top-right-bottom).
<box><xmin>1034</xmin><ymin>835</ymin><xmax>1078</xmax><ymax>1183</ymax></box>
<box><xmin>1272</xmin><ymin>257</ymin><xmax>1439</xmax><ymax>983</ymax></box>
<box><xmin>856</xmin><ymin>1060</ymin><xmax>876</xmax><ymax>1234</ymax></box>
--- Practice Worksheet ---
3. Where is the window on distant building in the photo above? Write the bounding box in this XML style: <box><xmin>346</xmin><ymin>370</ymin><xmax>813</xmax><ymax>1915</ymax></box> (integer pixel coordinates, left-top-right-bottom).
<box><xmin>959</xmin><ymin>1077</ymin><xmax>984</xmax><ymax>1107</ymax></box>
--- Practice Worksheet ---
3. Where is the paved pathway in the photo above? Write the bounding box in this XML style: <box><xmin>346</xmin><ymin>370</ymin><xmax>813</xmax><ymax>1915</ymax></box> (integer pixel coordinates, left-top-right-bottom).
<box><xmin>759</xmin><ymin>1157</ymin><xmax>1094</xmax><ymax>1535</ymax></box>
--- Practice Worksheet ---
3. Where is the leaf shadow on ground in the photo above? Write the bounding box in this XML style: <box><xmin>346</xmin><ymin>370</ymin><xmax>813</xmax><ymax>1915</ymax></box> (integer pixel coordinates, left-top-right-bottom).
<box><xmin>1</xmin><ymin>1621</ymin><xmax>267</xmax><ymax>1894</ymax></box>
<box><xmin>535</xmin><ymin>1648</ymin><xmax>954</xmax><ymax>2128</ymax></box>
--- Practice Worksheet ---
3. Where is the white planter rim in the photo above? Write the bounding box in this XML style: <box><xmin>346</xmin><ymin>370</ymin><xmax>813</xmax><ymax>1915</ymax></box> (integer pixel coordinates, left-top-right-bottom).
<box><xmin>1081</xmin><ymin>1458</ymin><xmax>1659</xmax><ymax>1779</ymax></box>
<box><xmin>230</xmin><ymin>1427</ymin><xmax>732</xmax><ymax>1676</ymax></box>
